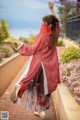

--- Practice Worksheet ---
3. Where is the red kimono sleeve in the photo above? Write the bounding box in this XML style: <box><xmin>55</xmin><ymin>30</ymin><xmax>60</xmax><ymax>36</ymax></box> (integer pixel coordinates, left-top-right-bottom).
<box><xmin>17</xmin><ymin>34</ymin><xmax>45</xmax><ymax>56</ymax></box>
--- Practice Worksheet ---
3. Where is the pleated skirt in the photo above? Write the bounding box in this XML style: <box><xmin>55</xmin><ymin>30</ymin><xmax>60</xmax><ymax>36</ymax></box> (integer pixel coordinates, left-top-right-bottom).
<box><xmin>16</xmin><ymin>63</ymin><xmax>51</xmax><ymax>112</ymax></box>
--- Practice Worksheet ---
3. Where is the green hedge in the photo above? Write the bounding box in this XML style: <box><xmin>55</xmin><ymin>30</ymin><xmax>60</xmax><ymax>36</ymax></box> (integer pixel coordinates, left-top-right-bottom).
<box><xmin>0</xmin><ymin>47</ymin><xmax>11</xmax><ymax>57</ymax></box>
<box><xmin>57</xmin><ymin>40</ymin><xmax>64</xmax><ymax>46</ymax></box>
<box><xmin>60</xmin><ymin>46</ymin><xmax>80</xmax><ymax>63</ymax></box>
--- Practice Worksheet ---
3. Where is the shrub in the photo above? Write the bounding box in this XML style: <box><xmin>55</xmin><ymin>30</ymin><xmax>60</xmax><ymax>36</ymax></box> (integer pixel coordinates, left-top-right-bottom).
<box><xmin>19</xmin><ymin>37</ymin><xmax>29</xmax><ymax>44</ymax></box>
<box><xmin>4</xmin><ymin>37</ymin><xmax>19</xmax><ymax>53</ymax></box>
<box><xmin>60</xmin><ymin>59</ymin><xmax>80</xmax><ymax>104</ymax></box>
<box><xmin>12</xmin><ymin>43</ymin><xmax>18</xmax><ymax>52</ymax></box>
<box><xmin>0</xmin><ymin>20</ymin><xmax>9</xmax><ymax>44</ymax></box>
<box><xmin>57</xmin><ymin>40</ymin><xmax>64</xmax><ymax>46</ymax></box>
<box><xmin>60</xmin><ymin>46</ymin><xmax>80</xmax><ymax>63</ymax></box>
<box><xmin>0</xmin><ymin>47</ymin><xmax>11</xmax><ymax>57</ymax></box>
<box><xmin>29</xmin><ymin>34</ymin><xmax>37</xmax><ymax>45</ymax></box>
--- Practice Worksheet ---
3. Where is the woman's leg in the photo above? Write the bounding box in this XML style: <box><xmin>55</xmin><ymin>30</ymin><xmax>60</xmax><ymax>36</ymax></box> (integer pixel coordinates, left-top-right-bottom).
<box><xmin>10</xmin><ymin>84</ymin><xmax>21</xmax><ymax>103</ymax></box>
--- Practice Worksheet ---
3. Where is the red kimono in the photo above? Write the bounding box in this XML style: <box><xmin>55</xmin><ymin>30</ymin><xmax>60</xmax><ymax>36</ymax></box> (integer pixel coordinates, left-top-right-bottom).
<box><xmin>15</xmin><ymin>22</ymin><xmax>60</xmax><ymax>112</ymax></box>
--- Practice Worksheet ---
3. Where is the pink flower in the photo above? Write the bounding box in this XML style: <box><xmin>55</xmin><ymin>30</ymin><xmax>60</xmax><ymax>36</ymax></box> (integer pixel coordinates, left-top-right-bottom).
<box><xmin>75</xmin><ymin>96</ymin><xmax>80</xmax><ymax>102</ymax></box>
<box><xmin>68</xmin><ymin>79</ymin><xmax>72</xmax><ymax>84</ymax></box>
<box><xmin>74</xmin><ymin>87</ymin><xmax>80</xmax><ymax>91</ymax></box>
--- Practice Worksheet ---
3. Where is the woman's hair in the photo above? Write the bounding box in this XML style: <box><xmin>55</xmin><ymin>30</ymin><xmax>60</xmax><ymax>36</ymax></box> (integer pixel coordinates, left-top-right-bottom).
<box><xmin>42</xmin><ymin>15</ymin><xmax>59</xmax><ymax>48</ymax></box>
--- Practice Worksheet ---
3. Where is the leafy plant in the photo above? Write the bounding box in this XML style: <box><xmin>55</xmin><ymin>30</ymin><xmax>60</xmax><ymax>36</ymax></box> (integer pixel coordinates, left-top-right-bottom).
<box><xmin>0</xmin><ymin>20</ymin><xmax>10</xmax><ymax>44</ymax></box>
<box><xmin>66</xmin><ymin>67</ymin><xmax>73</xmax><ymax>76</ymax></box>
<box><xmin>57</xmin><ymin>40</ymin><xmax>64</xmax><ymax>46</ymax></box>
<box><xmin>0</xmin><ymin>47</ymin><xmax>11</xmax><ymax>57</ymax></box>
<box><xmin>29</xmin><ymin>34</ymin><xmax>37</xmax><ymax>45</ymax></box>
<box><xmin>60</xmin><ymin>46</ymin><xmax>80</xmax><ymax>63</ymax></box>
<box><xmin>19</xmin><ymin>37</ymin><xmax>29</xmax><ymax>44</ymax></box>
<box><xmin>58</xmin><ymin>1</ymin><xmax>75</xmax><ymax>32</ymax></box>
<box><xmin>4</xmin><ymin>37</ymin><xmax>19</xmax><ymax>52</ymax></box>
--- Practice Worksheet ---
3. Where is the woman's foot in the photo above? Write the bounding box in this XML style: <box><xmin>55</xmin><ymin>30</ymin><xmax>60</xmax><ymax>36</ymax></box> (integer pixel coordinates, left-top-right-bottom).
<box><xmin>39</xmin><ymin>111</ymin><xmax>45</xmax><ymax>119</ymax></box>
<box><xmin>10</xmin><ymin>84</ymin><xmax>21</xmax><ymax>103</ymax></box>
<box><xmin>34</xmin><ymin>111</ymin><xmax>45</xmax><ymax>119</ymax></box>
<box><xmin>34</xmin><ymin>111</ymin><xmax>40</xmax><ymax>116</ymax></box>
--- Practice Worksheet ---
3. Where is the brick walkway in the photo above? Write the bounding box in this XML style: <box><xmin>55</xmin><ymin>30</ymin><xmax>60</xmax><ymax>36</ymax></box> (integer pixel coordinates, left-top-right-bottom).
<box><xmin>0</xmin><ymin>60</ymin><xmax>57</xmax><ymax>120</ymax></box>
<box><xmin>0</xmin><ymin>47</ymin><xmax>64</xmax><ymax>120</ymax></box>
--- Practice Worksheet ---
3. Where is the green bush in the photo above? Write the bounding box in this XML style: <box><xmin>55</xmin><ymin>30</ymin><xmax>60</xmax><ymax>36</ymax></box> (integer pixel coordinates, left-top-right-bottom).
<box><xmin>19</xmin><ymin>37</ymin><xmax>29</xmax><ymax>44</ymax></box>
<box><xmin>57</xmin><ymin>40</ymin><xmax>64</xmax><ymax>46</ymax></box>
<box><xmin>0</xmin><ymin>47</ymin><xmax>11</xmax><ymax>57</ymax></box>
<box><xmin>60</xmin><ymin>46</ymin><xmax>80</xmax><ymax>63</ymax></box>
<box><xmin>0</xmin><ymin>20</ymin><xmax>9</xmax><ymax>44</ymax></box>
<box><xmin>12</xmin><ymin>43</ymin><xmax>18</xmax><ymax>52</ymax></box>
<box><xmin>29</xmin><ymin>34</ymin><xmax>37</xmax><ymax>45</ymax></box>
<box><xmin>4</xmin><ymin>37</ymin><xmax>19</xmax><ymax>52</ymax></box>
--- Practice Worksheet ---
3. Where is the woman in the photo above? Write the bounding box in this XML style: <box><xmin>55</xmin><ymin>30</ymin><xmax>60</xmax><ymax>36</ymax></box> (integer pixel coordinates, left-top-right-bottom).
<box><xmin>10</xmin><ymin>1</ymin><xmax>60</xmax><ymax>119</ymax></box>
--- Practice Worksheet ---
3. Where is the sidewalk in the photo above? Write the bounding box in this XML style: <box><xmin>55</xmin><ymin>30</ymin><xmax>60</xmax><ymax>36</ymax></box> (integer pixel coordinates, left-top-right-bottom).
<box><xmin>0</xmin><ymin>58</ymin><xmax>57</xmax><ymax>120</ymax></box>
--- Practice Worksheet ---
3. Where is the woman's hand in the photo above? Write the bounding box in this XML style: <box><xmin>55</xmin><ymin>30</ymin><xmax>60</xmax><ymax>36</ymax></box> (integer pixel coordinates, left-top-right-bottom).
<box><xmin>48</xmin><ymin>1</ymin><xmax>54</xmax><ymax>9</ymax></box>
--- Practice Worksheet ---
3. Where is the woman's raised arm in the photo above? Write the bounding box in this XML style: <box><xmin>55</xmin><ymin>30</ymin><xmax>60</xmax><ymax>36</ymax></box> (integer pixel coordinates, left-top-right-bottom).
<box><xmin>48</xmin><ymin>1</ymin><xmax>61</xmax><ymax>22</ymax></box>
